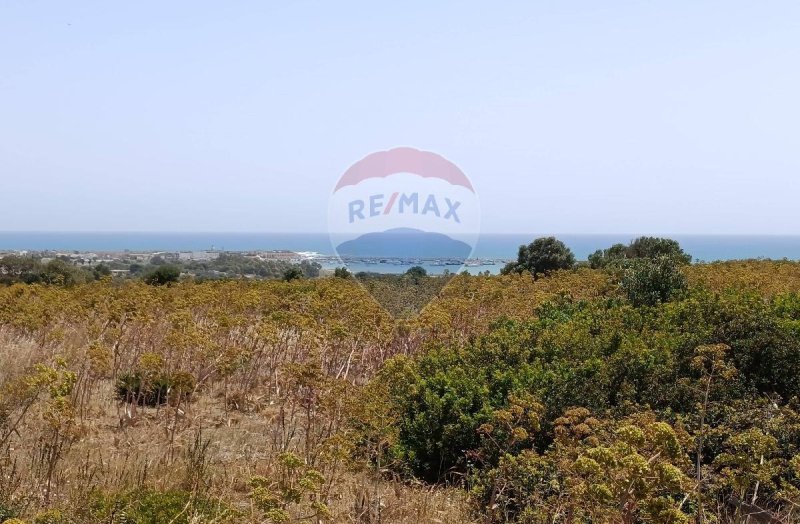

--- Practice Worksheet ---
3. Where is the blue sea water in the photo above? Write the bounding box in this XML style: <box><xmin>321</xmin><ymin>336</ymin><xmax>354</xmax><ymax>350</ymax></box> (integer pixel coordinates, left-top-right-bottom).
<box><xmin>1</xmin><ymin>232</ymin><xmax>800</xmax><ymax>274</ymax></box>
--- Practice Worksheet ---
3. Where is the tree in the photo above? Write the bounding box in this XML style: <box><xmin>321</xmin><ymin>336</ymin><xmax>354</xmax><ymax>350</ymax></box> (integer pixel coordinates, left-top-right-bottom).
<box><xmin>283</xmin><ymin>267</ymin><xmax>304</xmax><ymax>281</ymax></box>
<box><xmin>333</xmin><ymin>267</ymin><xmax>351</xmax><ymax>279</ymax></box>
<box><xmin>93</xmin><ymin>263</ymin><xmax>112</xmax><ymax>280</ymax></box>
<box><xmin>41</xmin><ymin>259</ymin><xmax>86</xmax><ymax>286</ymax></box>
<box><xmin>501</xmin><ymin>237</ymin><xmax>575</xmax><ymax>278</ymax></box>
<box><xmin>0</xmin><ymin>254</ymin><xmax>43</xmax><ymax>284</ymax></box>
<box><xmin>405</xmin><ymin>266</ymin><xmax>427</xmax><ymax>278</ymax></box>
<box><xmin>590</xmin><ymin>237</ymin><xmax>692</xmax><ymax>269</ymax></box>
<box><xmin>588</xmin><ymin>243</ymin><xmax>628</xmax><ymax>269</ymax></box>
<box><xmin>142</xmin><ymin>264</ymin><xmax>181</xmax><ymax>285</ymax></box>
<box><xmin>628</xmin><ymin>236</ymin><xmax>692</xmax><ymax>264</ymax></box>
<box><xmin>299</xmin><ymin>260</ymin><xmax>321</xmax><ymax>278</ymax></box>
<box><xmin>621</xmin><ymin>256</ymin><xmax>687</xmax><ymax>307</ymax></box>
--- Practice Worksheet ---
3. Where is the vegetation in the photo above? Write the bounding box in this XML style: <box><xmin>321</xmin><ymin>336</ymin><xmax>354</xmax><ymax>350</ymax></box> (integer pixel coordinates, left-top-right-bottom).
<box><xmin>589</xmin><ymin>236</ymin><xmax>693</xmax><ymax>269</ymax></box>
<box><xmin>141</xmin><ymin>264</ymin><xmax>181</xmax><ymax>285</ymax></box>
<box><xmin>502</xmin><ymin>237</ymin><xmax>576</xmax><ymax>278</ymax></box>
<box><xmin>282</xmin><ymin>267</ymin><xmax>304</xmax><ymax>281</ymax></box>
<box><xmin>405</xmin><ymin>265</ymin><xmax>428</xmax><ymax>278</ymax></box>
<box><xmin>0</xmin><ymin>255</ymin><xmax>95</xmax><ymax>286</ymax></box>
<box><xmin>4</xmin><ymin>239</ymin><xmax>800</xmax><ymax>522</ymax></box>
<box><xmin>0</xmin><ymin>253</ymin><xmax>322</xmax><ymax>286</ymax></box>
<box><xmin>381</xmin><ymin>285</ymin><xmax>800</xmax><ymax>520</ymax></box>
<box><xmin>620</xmin><ymin>255</ymin><xmax>688</xmax><ymax>306</ymax></box>
<box><xmin>333</xmin><ymin>266</ymin><xmax>352</xmax><ymax>279</ymax></box>
<box><xmin>84</xmin><ymin>489</ymin><xmax>236</xmax><ymax>523</ymax></box>
<box><xmin>354</xmin><ymin>270</ymin><xmax>452</xmax><ymax>318</ymax></box>
<box><xmin>184</xmin><ymin>253</ymin><xmax>321</xmax><ymax>280</ymax></box>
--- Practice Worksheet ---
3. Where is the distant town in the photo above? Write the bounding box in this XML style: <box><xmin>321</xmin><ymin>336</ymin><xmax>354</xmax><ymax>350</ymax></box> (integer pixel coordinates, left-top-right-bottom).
<box><xmin>0</xmin><ymin>248</ymin><xmax>509</xmax><ymax>283</ymax></box>
<box><xmin>11</xmin><ymin>248</ymin><xmax>312</xmax><ymax>271</ymax></box>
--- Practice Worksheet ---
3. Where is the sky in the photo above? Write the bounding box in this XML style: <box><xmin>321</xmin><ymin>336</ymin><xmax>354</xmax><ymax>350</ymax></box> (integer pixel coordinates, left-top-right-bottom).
<box><xmin>1</xmin><ymin>1</ymin><xmax>799</xmax><ymax>234</ymax></box>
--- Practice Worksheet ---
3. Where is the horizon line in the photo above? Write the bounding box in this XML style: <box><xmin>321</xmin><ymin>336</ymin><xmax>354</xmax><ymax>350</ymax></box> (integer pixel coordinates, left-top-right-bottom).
<box><xmin>2</xmin><ymin>230</ymin><xmax>800</xmax><ymax>237</ymax></box>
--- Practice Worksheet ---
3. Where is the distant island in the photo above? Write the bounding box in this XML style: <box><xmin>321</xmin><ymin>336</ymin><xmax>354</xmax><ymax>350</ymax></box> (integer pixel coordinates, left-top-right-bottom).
<box><xmin>336</xmin><ymin>227</ymin><xmax>473</xmax><ymax>258</ymax></box>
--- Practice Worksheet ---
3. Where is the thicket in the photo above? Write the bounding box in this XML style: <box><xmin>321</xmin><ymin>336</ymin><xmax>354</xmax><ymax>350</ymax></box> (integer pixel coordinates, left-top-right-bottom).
<box><xmin>1</xmin><ymin>256</ymin><xmax>800</xmax><ymax>522</ymax></box>
<box><xmin>376</xmin><ymin>288</ymin><xmax>800</xmax><ymax>521</ymax></box>
<box><xmin>589</xmin><ymin>236</ymin><xmax>693</xmax><ymax>268</ymax></box>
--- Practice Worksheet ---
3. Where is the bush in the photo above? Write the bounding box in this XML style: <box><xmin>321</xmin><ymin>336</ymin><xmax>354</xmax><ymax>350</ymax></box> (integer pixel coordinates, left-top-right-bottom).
<box><xmin>283</xmin><ymin>267</ymin><xmax>304</xmax><ymax>281</ymax></box>
<box><xmin>0</xmin><ymin>504</ymin><xmax>19</xmax><ymax>522</ymax></box>
<box><xmin>33</xmin><ymin>510</ymin><xmax>69</xmax><ymax>524</ymax></box>
<box><xmin>87</xmin><ymin>489</ymin><xmax>235</xmax><ymax>524</ymax></box>
<box><xmin>405</xmin><ymin>266</ymin><xmax>427</xmax><ymax>278</ymax></box>
<box><xmin>627</xmin><ymin>236</ymin><xmax>692</xmax><ymax>264</ymax></box>
<box><xmin>299</xmin><ymin>259</ymin><xmax>321</xmax><ymax>278</ymax></box>
<box><xmin>142</xmin><ymin>264</ymin><xmax>181</xmax><ymax>285</ymax></box>
<box><xmin>333</xmin><ymin>266</ymin><xmax>351</xmax><ymax>278</ymax></box>
<box><xmin>502</xmin><ymin>237</ymin><xmax>575</xmax><ymax>278</ymax></box>
<box><xmin>116</xmin><ymin>371</ymin><xmax>196</xmax><ymax>406</ymax></box>
<box><xmin>92</xmin><ymin>263</ymin><xmax>111</xmax><ymax>280</ymax></box>
<box><xmin>589</xmin><ymin>236</ymin><xmax>692</xmax><ymax>269</ymax></box>
<box><xmin>588</xmin><ymin>243</ymin><xmax>628</xmax><ymax>269</ymax></box>
<box><xmin>621</xmin><ymin>256</ymin><xmax>687</xmax><ymax>307</ymax></box>
<box><xmin>379</xmin><ymin>321</ymin><xmax>541</xmax><ymax>481</ymax></box>
<box><xmin>377</xmin><ymin>289</ymin><xmax>800</xmax><ymax>519</ymax></box>
<box><xmin>0</xmin><ymin>255</ymin><xmax>87</xmax><ymax>286</ymax></box>
<box><xmin>40</xmin><ymin>259</ymin><xmax>86</xmax><ymax>286</ymax></box>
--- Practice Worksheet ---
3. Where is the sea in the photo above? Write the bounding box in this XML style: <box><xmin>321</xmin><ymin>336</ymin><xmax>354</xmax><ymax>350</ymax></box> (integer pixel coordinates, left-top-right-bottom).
<box><xmin>1</xmin><ymin>232</ymin><xmax>800</xmax><ymax>275</ymax></box>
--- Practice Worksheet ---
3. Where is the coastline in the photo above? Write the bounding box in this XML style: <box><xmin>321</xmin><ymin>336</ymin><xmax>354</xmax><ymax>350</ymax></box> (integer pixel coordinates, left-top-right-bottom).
<box><xmin>3</xmin><ymin>232</ymin><xmax>800</xmax><ymax>275</ymax></box>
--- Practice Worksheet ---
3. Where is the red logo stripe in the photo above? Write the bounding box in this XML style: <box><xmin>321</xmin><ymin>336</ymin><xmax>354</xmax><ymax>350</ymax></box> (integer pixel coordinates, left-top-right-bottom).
<box><xmin>334</xmin><ymin>147</ymin><xmax>474</xmax><ymax>193</ymax></box>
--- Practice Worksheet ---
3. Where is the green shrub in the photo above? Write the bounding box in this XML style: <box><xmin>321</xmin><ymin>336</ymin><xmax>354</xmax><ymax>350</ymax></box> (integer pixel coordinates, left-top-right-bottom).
<box><xmin>380</xmin><ymin>320</ymin><xmax>542</xmax><ymax>481</ymax></box>
<box><xmin>87</xmin><ymin>489</ymin><xmax>235</xmax><ymax>524</ymax></box>
<box><xmin>501</xmin><ymin>237</ymin><xmax>576</xmax><ymax>278</ymax></box>
<box><xmin>589</xmin><ymin>237</ymin><xmax>692</xmax><ymax>269</ymax></box>
<box><xmin>283</xmin><ymin>267</ymin><xmax>304</xmax><ymax>281</ymax></box>
<box><xmin>33</xmin><ymin>510</ymin><xmax>70</xmax><ymax>524</ymax></box>
<box><xmin>333</xmin><ymin>266</ymin><xmax>351</xmax><ymax>278</ymax></box>
<box><xmin>621</xmin><ymin>256</ymin><xmax>687</xmax><ymax>307</ymax></box>
<box><xmin>115</xmin><ymin>371</ymin><xmax>196</xmax><ymax>406</ymax></box>
<box><xmin>0</xmin><ymin>504</ymin><xmax>19</xmax><ymax>522</ymax></box>
<box><xmin>627</xmin><ymin>236</ymin><xmax>692</xmax><ymax>264</ymax></box>
<box><xmin>142</xmin><ymin>265</ymin><xmax>181</xmax><ymax>286</ymax></box>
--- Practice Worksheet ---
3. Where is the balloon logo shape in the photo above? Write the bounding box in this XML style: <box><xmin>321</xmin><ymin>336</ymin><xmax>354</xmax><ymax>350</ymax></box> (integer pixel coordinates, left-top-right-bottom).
<box><xmin>328</xmin><ymin>147</ymin><xmax>481</xmax><ymax>314</ymax></box>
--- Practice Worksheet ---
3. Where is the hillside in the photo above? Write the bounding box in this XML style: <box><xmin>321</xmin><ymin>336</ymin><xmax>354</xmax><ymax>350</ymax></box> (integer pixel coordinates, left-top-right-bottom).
<box><xmin>2</xmin><ymin>261</ymin><xmax>800</xmax><ymax>522</ymax></box>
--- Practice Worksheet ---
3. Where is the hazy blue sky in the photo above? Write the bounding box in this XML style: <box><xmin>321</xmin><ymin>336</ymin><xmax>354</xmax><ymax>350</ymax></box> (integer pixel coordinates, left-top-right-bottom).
<box><xmin>1</xmin><ymin>1</ymin><xmax>799</xmax><ymax>233</ymax></box>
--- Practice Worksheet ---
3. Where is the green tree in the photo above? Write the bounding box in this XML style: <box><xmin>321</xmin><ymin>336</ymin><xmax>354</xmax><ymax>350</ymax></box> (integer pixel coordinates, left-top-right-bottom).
<box><xmin>41</xmin><ymin>259</ymin><xmax>85</xmax><ymax>286</ymax></box>
<box><xmin>591</xmin><ymin>237</ymin><xmax>692</xmax><ymax>269</ymax></box>
<box><xmin>0</xmin><ymin>254</ymin><xmax>43</xmax><ymax>284</ymax></box>
<box><xmin>333</xmin><ymin>267</ymin><xmax>351</xmax><ymax>279</ymax></box>
<box><xmin>92</xmin><ymin>263</ymin><xmax>112</xmax><ymax>280</ymax></box>
<box><xmin>628</xmin><ymin>236</ymin><xmax>692</xmax><ymax>264</ymax></box>
<box><xmin>283</xmin><ymin>267</ymin><xmax>304</xmax><ymax>281</ymax></box>
<box><xmin>588</xmin><ymin>243</ymin><xmax>628</xmax><ymax>269</ymax></box>
<box><xmin>405</xmin><ymin>266</ymin><xmax>427</xmax><ymax>278</ymax></box>
<box><xmin>502</xmin><ymin>237</ymin><xmax>575</xmax><ymax>278</ymax></box>
<box><xmin>620</xmin><ymin>256</ymin><xmax>687</xmax><ymax>307</ymax></box>
<box><xmin>142</xmin><ymin>264</ymin><xmax>181</xmax><ymax>285</ymax></box>
<box><xmin>299</xmin><ymin>260</ymin><xmax>321</xmax><ymax>278</ymax></box>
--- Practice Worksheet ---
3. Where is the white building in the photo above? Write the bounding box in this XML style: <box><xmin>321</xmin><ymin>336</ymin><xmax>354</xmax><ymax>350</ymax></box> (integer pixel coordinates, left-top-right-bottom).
<box><xmin>178</xmin><ymin>251</ymin><xmax>221</xmax><ymax>261</ymax></box>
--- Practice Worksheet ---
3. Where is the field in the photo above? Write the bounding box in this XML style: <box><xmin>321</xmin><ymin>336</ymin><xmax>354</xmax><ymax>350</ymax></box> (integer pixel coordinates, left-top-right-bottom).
<box><xmin>3</xmin><ymin>261</ymin><xmax>800</xmax><ymax>522</ymax></box>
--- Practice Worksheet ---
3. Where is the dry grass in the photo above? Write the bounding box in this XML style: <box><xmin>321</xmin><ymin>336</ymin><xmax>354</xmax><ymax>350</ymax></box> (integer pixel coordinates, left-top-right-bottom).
<box><xmin>7</xmin><ymin>262</ymin><xmax>794</xmax><ymax>522</ymax></box>
<box><xmin>0</xmin><ymin>327</ymin><xmax>474</xmax><ymax>523</ymax></box>
<box><xmin>686</xmin><ymin>259</ymin><xmax>800</xmax><ymax>296</ymax></box>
